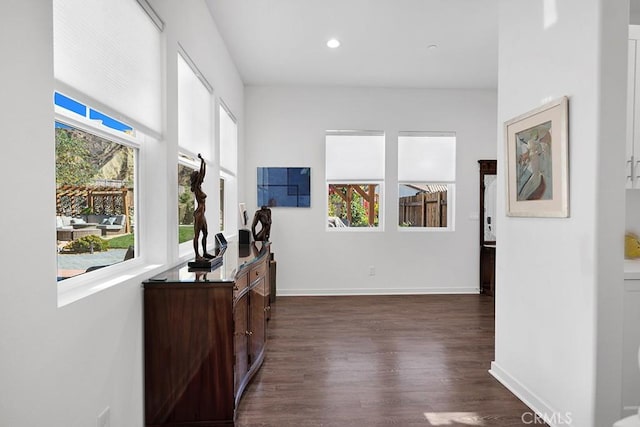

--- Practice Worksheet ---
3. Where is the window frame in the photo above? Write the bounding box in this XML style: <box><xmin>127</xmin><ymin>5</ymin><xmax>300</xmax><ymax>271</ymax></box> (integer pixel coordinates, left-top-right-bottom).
<box><xmin>52</xmin><ymin>0</ymin><xmax>164</xmax><ymax>306</ymax></box>
<box><xmin>219</xmin><ymin>101</ymin><xmax>238</xmax><ymax>239</ymax></box>
<box><xmin>397</xmin><ymin>183</ymin><xmax>456</xmax><ymax>232</ymax></box>
<box><xmin>219</xmin><ymin>176</ymin><xmax>225</xmax><ymax>232</ymax></box>
<box><xmin>177</xmin><ymin>49</ymin><xmax>214</xmax><ymax>160</ymax></box>
<box><xmin>176</xmin><ymin>47</ymin><xmax>216</xmax><ymax>257</ymax></box>
<box><xmin>55</xmin><ymin>96</ymin><xmax>143</xmax><ymax>147</ymax></box>
<box><xmin>397</xmin><ymin>132</ymin><xmax>456</xmax><ymax>232</ymax></box>
<box><xmin>325</xmin><ymin>131</ymin><xmax>385</xmax><ymax>232</ymax></box>
<box><xmin>54</xmin><ymin>95</ymin><xmax>146</xmax><ymax>299</ymax></box>
<box><xmin>326</xmin><ymin>181</ymin><xmax>384</xmax><ymax>231</ymax></box>
<box><xmin>177</xmin><ymin>153</ymin><xmax>199</xmax><ymax>255</ymax></box>
<box><xmin>53</xmin><ymin>0</ymin><xmax>163</xmax><ymax>136</ymax></box>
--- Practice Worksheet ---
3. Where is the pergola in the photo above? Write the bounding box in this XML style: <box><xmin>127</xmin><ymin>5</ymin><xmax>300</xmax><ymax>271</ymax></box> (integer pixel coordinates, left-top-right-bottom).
<box><xmin>330</xmin><ymin>184</ymin><xmax>377</xmax><ymax>226</ymax></box>
<box><xmin>56</xmin><ymin>184</ymin><xmax>132</xmax><ymax>233</ymax></box>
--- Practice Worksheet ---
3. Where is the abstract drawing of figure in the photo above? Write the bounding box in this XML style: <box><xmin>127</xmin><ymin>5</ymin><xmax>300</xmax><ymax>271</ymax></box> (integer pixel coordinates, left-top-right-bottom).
<box><xmin>516</xmin><ymin>121</ymin><xmax>553</xmax><ymax>201</ymax></box>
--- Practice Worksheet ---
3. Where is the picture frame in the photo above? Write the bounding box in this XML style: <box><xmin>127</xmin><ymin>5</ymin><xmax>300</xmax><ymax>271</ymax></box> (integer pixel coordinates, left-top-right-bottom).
<box><xmin>257</xmin><ymin>167</ymin><xmax>311</xmax><ymax>207</ymax></box>
<box><xmin>505</xmin><ymin>96</ymin><xmax>569</xmax><ymax>217</ymax></box>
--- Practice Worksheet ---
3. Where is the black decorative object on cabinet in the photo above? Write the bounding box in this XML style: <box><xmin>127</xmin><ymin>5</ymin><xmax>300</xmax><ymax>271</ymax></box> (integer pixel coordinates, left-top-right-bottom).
<box><xmin>251</xmin><ymin>206</ymin><xmax>272</xmax><ymax>241</ymax></box>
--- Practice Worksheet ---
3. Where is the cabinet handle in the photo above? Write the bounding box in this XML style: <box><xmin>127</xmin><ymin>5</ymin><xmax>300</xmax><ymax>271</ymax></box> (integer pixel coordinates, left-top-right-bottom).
<box><xmin>264</xmin><ymin>306</ymin><xmax>271</xmax><ymax>312</ymax></box>
<box><xmin>245</xmin><ymin>330</ymin><xmax>253</xmax><ymax>336</ymax></box>
<box><xmin>629</xmin><ymin>159</ymin><xmax>634</xmax><ymax>180</ymax></box>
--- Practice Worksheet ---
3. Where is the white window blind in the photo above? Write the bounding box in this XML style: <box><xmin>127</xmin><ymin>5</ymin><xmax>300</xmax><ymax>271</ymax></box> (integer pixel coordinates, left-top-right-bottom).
<box><xmin>53</xmin><ymin>0</ymin><xmax>162</xmax><ymax>134</ymax></box>
<box><xmin>398</xmin><ymin>133</ymin><xmax>456</xmax><ymax>182</ymax></box>
<box><xmin>326</xmin><ymin>132</ymin><xmax>385</xmax><ymax>181</ymax></box>
<box><xmin>219</xmin><ymin>104</ymin><xmax>238</xmax><ymax>174</ymax></box>
<box><xmin>178</xmin><ymin>53</ymin><xmax>213</xmax><ymax>160</ymax></box>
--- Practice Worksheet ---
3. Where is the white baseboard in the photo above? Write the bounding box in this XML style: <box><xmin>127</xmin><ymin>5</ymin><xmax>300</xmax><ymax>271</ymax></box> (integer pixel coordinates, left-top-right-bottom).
<box><xmin>623</xmin><ymin>405</ymin><xmax>639</xmax><ymax>418</ymax></box>
<box><xmin>489</xmin><ymin>361</ymin><xmax>572</xmax><ymax>427</ymax></box>
<box><xmin>277</xmin><ymin>287</ymin><xmax>479</xmax><ymax>296</ymax></box>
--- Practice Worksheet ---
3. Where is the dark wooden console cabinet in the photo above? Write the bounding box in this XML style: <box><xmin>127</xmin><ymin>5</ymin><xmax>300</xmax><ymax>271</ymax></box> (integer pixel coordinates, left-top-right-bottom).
<box><xmin>143</xmin><ymin>241</ymin><xmax>271</xmax><ymax>427</ymax></box>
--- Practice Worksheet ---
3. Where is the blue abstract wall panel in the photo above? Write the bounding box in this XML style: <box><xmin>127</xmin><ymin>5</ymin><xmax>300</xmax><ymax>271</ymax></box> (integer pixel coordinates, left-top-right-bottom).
<box><xmin>257</xmin><ymin>167</ymin><xmax>311</xmax><ymax>207</ymax></box>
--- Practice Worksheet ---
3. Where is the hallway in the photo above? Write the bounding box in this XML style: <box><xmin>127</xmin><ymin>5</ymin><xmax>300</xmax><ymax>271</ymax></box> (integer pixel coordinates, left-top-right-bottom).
<box><xmin>237</xmin><ymin>294</ymin><xmax>539</xmax><ymax>426</ymax></box>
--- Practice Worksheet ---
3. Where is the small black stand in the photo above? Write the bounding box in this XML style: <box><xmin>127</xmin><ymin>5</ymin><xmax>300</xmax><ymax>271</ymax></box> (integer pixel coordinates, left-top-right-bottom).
<box><xmin>239</xmin><ymin>228</ymin><xmax>251</xmax><ymax>244</ymax></box>
<box><xmin>188</xmin><ymin>256</ymin><xmax>223</xmax><ymax>270</ymax></box>
<box><xmin>239</xmin><ymin>244</ymin><xmax>251</xmax><ymax>258</ymax></box>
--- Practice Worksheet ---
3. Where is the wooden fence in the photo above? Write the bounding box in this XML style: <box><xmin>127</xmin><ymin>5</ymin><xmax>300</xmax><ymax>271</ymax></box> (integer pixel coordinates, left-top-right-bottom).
<box><xmin>399</xmin><ymin>191</ymin><xmax>447</xmax><ymax>227</ymax></box>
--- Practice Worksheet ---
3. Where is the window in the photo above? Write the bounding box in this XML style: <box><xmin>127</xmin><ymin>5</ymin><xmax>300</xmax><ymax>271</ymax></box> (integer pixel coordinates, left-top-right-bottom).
<box><xmin>326</xmin><ymin>131</ymin><xmax>384</xmax><ymax>229</ymax></box>
<box><xmin>55</xmin><ymin>94</ymin><xmax>138</xmax><ymax>281</ymax></box>
<box><xmin>53</xmin><ymin>0</ymin><xmax>162</xmax><ymax>135</ymax></box>
<box><xmin>178</xmin><ymin>154</ymin><xmax>198</xmax><ymax>244</ymax></box>
<box><xmin>328</xmin><ymin>184</ymin><xmax>381</xmax><ymax>227</ymax></box>
<box><xmin>219</xmin><ymin>177</ymin><xmax>225</xmax><ymax>231</ymax></box>
<box><xmin>397</xmin><ymin>132</ymin><xmax>456</xmax><ymax>229</ymax></box>
<box><xmin>219</xmin><ymin>103</ymin><xmax>238</xmax><ymax>235</ymax></box>
<box><xmin>54</xmin><ymin>92</ymin><xmax>134</xmax><ymax>134</ymax></box>
<box><xmin>53</xmin><ymin>0</ymin><xmax>161</xmax><ymax>290</ymax></box>
<box><xmin>177</xmin><ymin>50</ymin><xmax>213</xmax><ymax>249</ymax></box>
<box><xmin>177</xmin><ymin>52</ymin><xmax>213</xmax><ymax>160</ymax></box>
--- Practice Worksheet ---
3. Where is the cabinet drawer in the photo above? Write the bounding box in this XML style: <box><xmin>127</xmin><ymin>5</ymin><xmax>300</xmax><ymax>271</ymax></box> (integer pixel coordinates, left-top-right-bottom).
<box><xmin>235</xmin><ymin>273</ymin><xmax>248</xmax><ymax>294</ymax></box>
<box><xmin>249</xmin><ymin>260</ymin><xmax>267</xmax><ymax>283</ymax></box>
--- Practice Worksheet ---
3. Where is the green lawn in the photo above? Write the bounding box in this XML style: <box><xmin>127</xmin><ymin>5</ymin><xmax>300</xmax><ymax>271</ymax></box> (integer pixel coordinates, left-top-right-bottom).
<box><xmin>106</xmin><ymin>226</ymin><xmax>194</xmax><ymax>249</ymax></box>
<box><xmin>108</xmin><ymin>233</ymin><xmax>134</xmax><ymax>249</ymax></box>
<box><xmin>179</xmin><ymin>224</ymin><xmax>194</xmax><ymax>244</ymax></box>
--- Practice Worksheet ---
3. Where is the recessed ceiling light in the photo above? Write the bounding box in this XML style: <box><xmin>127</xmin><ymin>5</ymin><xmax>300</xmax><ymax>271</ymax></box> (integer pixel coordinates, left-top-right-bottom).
<box><xmin>327</xmin><ymin>38</ymin><xmax>341</xmax><ymax>49</ymax></box>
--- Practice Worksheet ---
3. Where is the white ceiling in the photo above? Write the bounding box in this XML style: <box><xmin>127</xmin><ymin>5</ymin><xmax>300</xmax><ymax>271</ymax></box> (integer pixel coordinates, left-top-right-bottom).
<box><xmin>205</xmin><ymin>0</ymin><xmax>499</xmax><ymax>89</ymax></box>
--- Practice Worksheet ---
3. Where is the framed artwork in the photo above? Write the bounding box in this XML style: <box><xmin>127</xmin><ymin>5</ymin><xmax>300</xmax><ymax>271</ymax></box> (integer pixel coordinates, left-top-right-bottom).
<box><xmin>257</xmin><ymin>167</ymin><xmax>311</xmax><ymax>207</ymax></box>
<box><xmin>505</xmin><ymin>96</ymin><xmax>569</xmax><ymax>217</ymax></box>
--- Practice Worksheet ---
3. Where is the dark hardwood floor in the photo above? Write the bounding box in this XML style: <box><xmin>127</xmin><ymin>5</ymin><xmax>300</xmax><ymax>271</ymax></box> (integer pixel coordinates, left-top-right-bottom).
<box><xmin>236</xmin><ymin>295</ymin><xmax>539</xmax><ymax>427</ymax></box>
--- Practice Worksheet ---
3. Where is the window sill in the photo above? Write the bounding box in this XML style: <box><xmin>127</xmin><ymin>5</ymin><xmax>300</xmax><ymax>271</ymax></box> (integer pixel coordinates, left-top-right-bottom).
<box><xmin>326</xmin><ymin>227</ymin><xmax>384</xmax><ymax>232</ymax></box>
<box><xmin>57</xmin><ymin>258</ymin><xmax>165</xmax><ymax>307</ymax></box>
<box><xmin>397</xmin><ymin>227</ymin><xmax>455</xmax><ymax>232</ymax></box>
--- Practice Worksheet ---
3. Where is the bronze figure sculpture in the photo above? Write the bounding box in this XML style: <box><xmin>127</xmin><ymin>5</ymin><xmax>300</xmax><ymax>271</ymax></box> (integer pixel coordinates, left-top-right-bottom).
<box><xmin>191</xmin><ymin>153</ymin><xmax>215</xmax><ymax>261</ymax></box>
<box><xmin>251</xmin><ymin>206</ymin><xmax>272</xmax><ymax>241</ymax></box>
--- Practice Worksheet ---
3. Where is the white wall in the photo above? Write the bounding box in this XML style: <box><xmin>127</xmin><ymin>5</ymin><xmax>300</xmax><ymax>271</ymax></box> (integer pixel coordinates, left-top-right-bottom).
<box><xmin>492</xmin><ymin>1</ymin><xmax>627</xmax><ymax>426</ymax></box>
<box><xmin>244</xmin><ymin>86</ymin><xmax>496</xmax><ymax>295</ymax></box>
<box><xmin>0</xmin><ymin>1</ymin><xmax>243</xmax><ymax>426</ymax></box>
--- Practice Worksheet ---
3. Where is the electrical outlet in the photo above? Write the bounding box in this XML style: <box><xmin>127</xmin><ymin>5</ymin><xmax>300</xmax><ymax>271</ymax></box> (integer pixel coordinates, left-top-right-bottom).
<box><xmin>97</xmin><ymin>407</ymin><xmax>110</xmax><ymax>427</ymax></box>
<box><xmin>369</xmin><ymin>266</ymin><xmax>375</xmax><ymax>276</ymax></box>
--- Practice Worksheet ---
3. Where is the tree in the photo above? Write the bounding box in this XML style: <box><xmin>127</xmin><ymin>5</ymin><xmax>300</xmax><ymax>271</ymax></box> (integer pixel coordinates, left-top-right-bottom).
<box><xmin>328</xmin><ymin>185</ymin><xmax>372</xmax><ymax>227</ymax></box>
<box><xmin>55</xmin><ymin>128</ymin><xmax>99</xmax><ymax>185</ymax></box>
<box><xmin>178</xmin><ymin>191</ymin><xmax>195</xmax><ymax>225</ymax></box>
